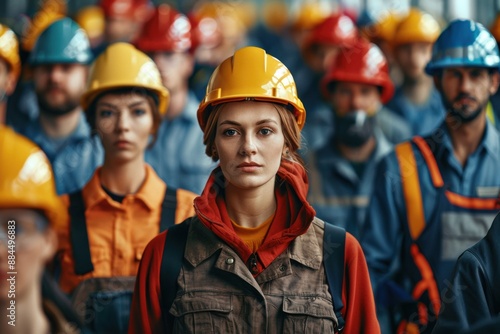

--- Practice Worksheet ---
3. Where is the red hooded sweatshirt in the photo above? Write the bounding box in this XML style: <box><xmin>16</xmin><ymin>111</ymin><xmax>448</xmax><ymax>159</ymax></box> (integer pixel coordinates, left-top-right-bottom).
<box><xmin>128</xmin><ymin>160</ymin><xmax>380</xmax><ymax>333</ymax></box>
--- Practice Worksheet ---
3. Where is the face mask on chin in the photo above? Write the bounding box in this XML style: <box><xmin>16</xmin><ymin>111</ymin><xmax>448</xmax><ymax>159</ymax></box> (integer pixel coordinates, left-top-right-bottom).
<box><xmin>333</xmin><ymin>110</ymin><xmax>376</xmax><ymax>148</ymax></box>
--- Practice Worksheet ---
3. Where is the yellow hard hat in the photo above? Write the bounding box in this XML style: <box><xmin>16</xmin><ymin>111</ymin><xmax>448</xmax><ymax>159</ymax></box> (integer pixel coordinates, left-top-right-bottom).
<box><xmin>262</xmin><ymin>0</ymin><xmax>289</xmax><ymax>31</ymax></box>
<box><xmin>0</xmin><ymin>125</ymin><xmax>67</xmax><ymax>230</ymax></box>
<box><xmin>0</xmin><ymin>24</ymin><xmax>21</xmax><ymax>79</ymax></box>
<box><xmin>74</xmin><ymin>5</ymin><xmax>105</xmax><ymax>40</ymax></box>
<box><xmin>291</xmin><ymin>2</ymin><xmax>331</xmax><ymax>31</ymax></box>
<box><xmin>393</xmin><ymin>8</ymin><xmax>441</xmax><ymax>46</ymax></box>
<box><xmin>362</xmin><ymin>11</ymin><xmax>402</xmax><ymax>42</ymax></box>
<box><xmin>81</xmin><ymin>42</ymin><xmax>170</xmax><ymax>115</ymax></box>
<box><xmin>490</xmin><ymin>12</ymin><xmax>500</xmax><ymax>43</ymax></box>
<box><xmin>197</xmin><ymin>46</ymin><xmax>305</xmax><ymax>131</ymax></box>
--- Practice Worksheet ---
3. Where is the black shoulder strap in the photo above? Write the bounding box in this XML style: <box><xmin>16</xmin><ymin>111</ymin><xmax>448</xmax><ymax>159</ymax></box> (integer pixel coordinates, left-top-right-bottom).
<box><xmin>160</xmin><ymin>219</ymin><xmax>191</xmax><ymax>332</ymax></box>
<box><xmin>160</xmin><ymin>187</ymin><xmax>178</xmax><ymax>232</ymax></box>
<box><xmin>323</xmin><ymin>222</ymin><xmax>346</xmax><ymax>333</ymax></box>
<box><xmin>68</xmin><ymin>191</ymin><xmax>94</xmax><ymax>275</ymax></box>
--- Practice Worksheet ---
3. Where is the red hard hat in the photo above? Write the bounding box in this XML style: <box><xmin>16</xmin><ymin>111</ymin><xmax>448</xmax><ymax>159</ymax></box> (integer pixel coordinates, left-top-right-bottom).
<box><xmin>134</xmin><ymin>5</ymin><xmax>192</xmax><ymax>53</ymax></box>
<box><xmin>188</xmin><ymin>13</ymin><xmax>222</xmax><ymax>53</ymax></box>
<box><xmin>303</xmin><ymin>13</ymin><xmax>358</xmax><ymax>54</ymax></box>
<box><xmin>100</xmin><ymin>0</ymin><xmax>150</xmax><ymax>19</ymax></box>
<box><xmin>321</xmin><ymin>39</ymin><xmax>394</xmax><ymax>104</ymax></box>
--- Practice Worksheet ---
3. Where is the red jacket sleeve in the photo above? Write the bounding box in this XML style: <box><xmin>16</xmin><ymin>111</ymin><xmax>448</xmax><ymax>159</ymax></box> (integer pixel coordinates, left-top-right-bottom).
<box><xmin>342</xmin><ymin>233</ymin><xmax>381</xmax><ymax>334</ymax></box>
<box><xmin>128</xmin><ymin>232</ymin><xmax>167</xmax><ymax>334</ymax></box>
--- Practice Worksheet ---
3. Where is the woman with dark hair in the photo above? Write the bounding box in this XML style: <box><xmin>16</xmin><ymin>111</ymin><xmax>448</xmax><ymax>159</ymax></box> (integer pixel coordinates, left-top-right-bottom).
<box><xmin>55</xmin><ymin>43</ymin><xmax>197</xmax><ymax>333</ymax></box>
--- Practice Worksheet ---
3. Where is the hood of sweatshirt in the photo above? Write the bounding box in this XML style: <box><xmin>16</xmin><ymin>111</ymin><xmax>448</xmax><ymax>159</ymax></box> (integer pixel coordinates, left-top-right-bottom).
<box><xmin>193</xmin><ymin>159</ymin><xmax>316</xmax><ymax>273</ymax></box>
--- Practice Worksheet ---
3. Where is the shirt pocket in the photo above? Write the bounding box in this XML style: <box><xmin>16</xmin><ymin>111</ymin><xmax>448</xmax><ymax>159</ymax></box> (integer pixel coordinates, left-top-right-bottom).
<box><xmin>282</xmin><ymin>296</ymin><xmax>338</xmax><ymax>334</ymax></box>
<box><xmin>170</xmin><ymin>293</ymin><xmax>234</xmax><ymax>334</ymax></box>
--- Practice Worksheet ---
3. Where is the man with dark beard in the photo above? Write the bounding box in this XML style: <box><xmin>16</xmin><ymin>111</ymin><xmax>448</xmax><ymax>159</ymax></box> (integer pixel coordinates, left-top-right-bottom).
<box><xmin>19</xmin><ymin>18</ymin><xmax>103</xmax><ymax>194</ymax></box>
<box><xmin>307</xmin><ymin>39</ymin><xmax>393</xmax><ymax>239</ymax></box>
<box><xmin>360</xmin><ymin>19</ymin><xmax>500</xmax><ymax>334</ymax></box>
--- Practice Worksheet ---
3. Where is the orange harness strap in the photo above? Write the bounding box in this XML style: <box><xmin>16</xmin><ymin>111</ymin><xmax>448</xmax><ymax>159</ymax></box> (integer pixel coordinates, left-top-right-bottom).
<box><xmin>413</xmin><ymin>136</ymin><xmax>500</xmax><ymax>210</ymax></box>
<box><xmin>395</xmin><ymin>141</ymin><xmax>426</xmax><ymax>240</ymax></box>
<box><xmin>395</xmin><ymin>140</ymin><xmax>442</xmax><ymax>333</ymax></box>
<box><xmin>410</xmin><ymin>244</ymin><xmax>441</xmax><ymax>316</ymax></box>
<box><xmin>412</xmin><ymin>136</ymin><xmax>444</xmax><ymax>188</ymax></box>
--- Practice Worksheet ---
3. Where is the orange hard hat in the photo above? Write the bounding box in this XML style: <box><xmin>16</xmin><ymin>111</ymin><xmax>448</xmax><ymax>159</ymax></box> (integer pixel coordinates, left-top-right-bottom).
<box><xmin>321</xmin><ymin>39</ymin><xmax>394</xmax><ymax>104</ymax></box>
<box><xmin>22</xmin><ymin>10</ymin><xmax>64</xmax><ymax>51</ymax></box>
<box><xmin>134</xmin><ymin>5</ymin><xmax>192</xmax><ymax>53</ymax></box>
<box><xmin>0</xmin><ymin>125</ymin><xmax>67</xmax><ymax>230</ymax></box>
<box><xmin>197</xmin><ymin>46</ymin><xmax>305</xmax><ymax>131</ymax></box>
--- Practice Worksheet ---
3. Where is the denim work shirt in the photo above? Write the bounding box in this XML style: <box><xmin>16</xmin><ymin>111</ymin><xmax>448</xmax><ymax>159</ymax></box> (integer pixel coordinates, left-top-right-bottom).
<box><xmin>145</xmin><ymin>92</ymin><xmax>216</xmax><ymax>195</ymax></box>
<box><xmin>361</xmin><ymin>120</ymin><xmax>500</xmax><ymax>291</ymax></box>
<box><xmin>20</xmin><ymin>112</ymin><xmax>103</xmax><ymax>195</ymax></box>
<box><xmin>308</xmin><ymin>129</ymin><xmax>392</xmax><ymax>238</ymax></box>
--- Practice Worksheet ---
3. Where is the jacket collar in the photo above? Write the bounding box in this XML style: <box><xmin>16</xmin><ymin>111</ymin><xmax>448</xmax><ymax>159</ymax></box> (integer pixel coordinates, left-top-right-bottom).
<box><xmin>82</xmin><ymin>164</ymin><xmax>164</xmax><ymax>211</ymax></box>
<box><xmin>193</xmin><ymin>160</ymin><xmax>317</xmax><ymax>270</ymax></box>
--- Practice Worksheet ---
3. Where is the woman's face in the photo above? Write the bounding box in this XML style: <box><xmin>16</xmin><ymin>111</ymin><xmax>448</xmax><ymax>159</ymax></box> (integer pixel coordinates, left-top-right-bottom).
<box><xmin>0</xmin><ymin>209</ymin><xmax>56</xmax><ymax>301</ymax></box>
<box><xmin>214</xmin><ymin>101</ymin><xmax>287</xmax><ymax>191</ymax></box>
<box><xmin>95</xmin><ymin>92</ymin><xmax>154</xmax><ymax>163</ymax></box>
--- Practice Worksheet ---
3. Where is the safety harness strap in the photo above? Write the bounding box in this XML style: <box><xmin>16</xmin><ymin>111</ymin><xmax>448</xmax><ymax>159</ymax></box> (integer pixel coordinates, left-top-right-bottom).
<box><xmin>69</xmin><ymin>186</ymin><xmax>177</xmax><ymax>276</ymax></box>
<box><xmin>69</xmin><ymin>191</ymin><xmax>94</xmax><ymax>275</ymax></box>
<box><xmin>395</xmin><ymin>141</ymin><xmax>427</xmax><ymax>240</ymax></box>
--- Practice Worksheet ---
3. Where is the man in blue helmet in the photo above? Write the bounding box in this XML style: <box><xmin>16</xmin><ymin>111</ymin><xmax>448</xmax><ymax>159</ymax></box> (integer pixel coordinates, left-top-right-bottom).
<box><xmin>16</xmin><ymin>17</ymin><xmax>103</xmax><ymax>194</ymax></box>
<box><xmin>360</xmin><ymin>19</ymin><xmax>500</xmax><ymax>333</ymax></box>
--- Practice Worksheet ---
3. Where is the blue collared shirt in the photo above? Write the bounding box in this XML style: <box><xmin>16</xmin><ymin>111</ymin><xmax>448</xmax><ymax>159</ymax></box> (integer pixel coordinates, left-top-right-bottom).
<box><xmin>360</xmin><ymin>120</ymin><xmax>500</xmax><ymax>290</ymax></box>
<box><xmin>19</xmin><ymin>112</ymin><xmax>103</xmax><ymax>195</ymax></box>
<box><xmin>308</xmin><ymin>129</ymin><xmax>392</xmax><ymax>238</ymax></box>
<box><xmin>385</xmin><ymin>86</ymin><xmax>446</xmax><ymax>137</ymax></box>
<box><xmin>145</xmin><ymin>92</ymin><xmax>216</xmax><ymax>194</ymax></box>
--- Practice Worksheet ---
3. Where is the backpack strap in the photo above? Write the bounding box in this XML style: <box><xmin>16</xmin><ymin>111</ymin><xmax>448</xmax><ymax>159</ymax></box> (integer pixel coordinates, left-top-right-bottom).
<box><xmin>160</xmin><ymin>186</ymin><xmax>178</xmax><ymax>232</ymax></box>
<box><xmin>68</xmin><ymin>191</ymin><xmax>94</xmax><ymax>275</ymax></box>
<box><xmin>160</xmin><ymin>219</ymin><xmax>191</xmax><ymax>332</ymax></box>
<box><xmin>323</xmin><ymin>222</ymin><xmax>346</xmax><ymax>333</ymax></box>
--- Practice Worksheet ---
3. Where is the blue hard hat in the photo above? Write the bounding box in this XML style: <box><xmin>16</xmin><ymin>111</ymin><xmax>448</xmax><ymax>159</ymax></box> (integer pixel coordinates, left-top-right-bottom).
<box><xmin>29</xmin><ymin>17</ymin><xmax>93</xmax><ymax>66</ymax></box>
<box><xmin>425</xmin><ymin>19</ymin><xmax>500</xmax><ymax>75</ymax></box>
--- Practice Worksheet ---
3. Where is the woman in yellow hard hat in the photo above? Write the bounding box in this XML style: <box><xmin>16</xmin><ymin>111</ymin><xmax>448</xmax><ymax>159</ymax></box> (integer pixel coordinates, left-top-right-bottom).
<box><xmin>54</xmin><ymin>43</ymin><xmax>197</xmax><ymax>333</ymax></box>
<box><xmin>0</xmin><ymin>125</ymin><xmax>83</xmax><ymax>334</ymax></box>
<box><xmin>0</xmin><ymin>24</ymin><xmax>20</xmax><ymax>125</ymax></box>
<box><xmin>129</xmin><ymin>46</ymin><xmax>380</xmax><ymax>333</ymax></box>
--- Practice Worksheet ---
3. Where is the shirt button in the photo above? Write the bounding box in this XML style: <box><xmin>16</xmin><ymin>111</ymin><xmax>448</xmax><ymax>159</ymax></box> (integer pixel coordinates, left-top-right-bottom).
<box><xmin>226</xmin><ymin>258</ymin><xmax>234</xmax><ymax>265</ymax></box>
<box><xmin>279</xmin><ymin>264</ymin><xmax>286</xmax><ymax>272</ymax></box>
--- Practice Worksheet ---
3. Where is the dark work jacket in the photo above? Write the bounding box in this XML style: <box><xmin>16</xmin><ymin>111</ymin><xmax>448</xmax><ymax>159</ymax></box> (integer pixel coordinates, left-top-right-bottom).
<box><xmin>433</xmin><ymin>212</ymin><xmax>500</xmax><ymax>333</ymax></box>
